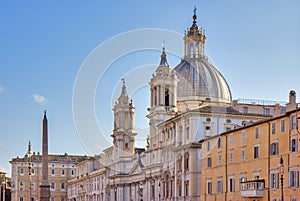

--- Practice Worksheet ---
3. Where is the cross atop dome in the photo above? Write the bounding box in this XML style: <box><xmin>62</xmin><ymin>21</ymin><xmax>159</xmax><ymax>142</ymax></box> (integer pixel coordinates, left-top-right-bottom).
<box><xmin>193</xmin><ymin>6</ymin><xmax>197</xmax><ymax>22</ymax></box>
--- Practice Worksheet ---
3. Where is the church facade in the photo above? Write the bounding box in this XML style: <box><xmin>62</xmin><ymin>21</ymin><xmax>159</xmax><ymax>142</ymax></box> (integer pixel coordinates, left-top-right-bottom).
<box><xmin>66</xmin><ymin>10</ymin><xmax>284</xmax><ymax>201</ymax></box>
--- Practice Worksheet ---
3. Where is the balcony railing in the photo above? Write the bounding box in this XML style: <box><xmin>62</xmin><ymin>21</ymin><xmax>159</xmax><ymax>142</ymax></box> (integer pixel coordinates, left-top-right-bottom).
<box><xmin>240</xmin><ymin>179</ymin><xmax>265</xmax><ymax>198</ymax></box>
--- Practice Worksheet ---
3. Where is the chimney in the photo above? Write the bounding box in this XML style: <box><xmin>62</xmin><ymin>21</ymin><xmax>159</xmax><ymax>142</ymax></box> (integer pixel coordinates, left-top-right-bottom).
<box><xmin>286</xmin><ymin>90</ymin><xmax>297</xmax><ymax>112</ymax></box>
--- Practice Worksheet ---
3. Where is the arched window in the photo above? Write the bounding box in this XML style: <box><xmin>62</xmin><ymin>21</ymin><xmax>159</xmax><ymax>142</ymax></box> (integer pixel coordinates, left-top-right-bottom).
<box><xmin>184</xmin><ymin>152</ymin><xmax>189</xmax><ymax>171</ymax></box>
<box><xmin>165</xmin><ymin>88</ymin><xmax>169</xmax><ymax>106</ymax></box>
<box><xmin>177</xmin><ymin>154</ymin><xmax>182</xmax><ymax>172</ymax></box>
<box><xmin>195</xmin><ymin>43</ymin><xmax>199</xmax><ymax>58</ymax></box>
<box><xmin>165</xmin><ymin>174</ymin><xmax>169</xmax><ymax>198</ymax></box>
<box><xmin>190</xmin><ymin>43</ymin><xmax>194</xmax><ymax>58</ymax></box>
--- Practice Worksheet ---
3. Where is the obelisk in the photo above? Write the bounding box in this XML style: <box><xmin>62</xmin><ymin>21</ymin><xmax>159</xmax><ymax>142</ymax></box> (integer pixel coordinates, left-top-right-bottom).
<box><xmin>40</xmin><ymin>110</ymin><xmax>50</xmax><ymax>201</ymax></box>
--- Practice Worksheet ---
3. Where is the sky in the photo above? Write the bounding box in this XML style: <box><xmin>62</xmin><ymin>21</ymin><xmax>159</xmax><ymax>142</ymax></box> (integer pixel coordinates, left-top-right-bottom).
<box><xmin>0</xmin><ymin>0</ymin><xmax>299</xmax><ymax>176</ymax></box>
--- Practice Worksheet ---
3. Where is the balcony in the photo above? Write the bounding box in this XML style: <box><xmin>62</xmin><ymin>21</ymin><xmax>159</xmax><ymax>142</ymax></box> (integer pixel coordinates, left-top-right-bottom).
<box><xmin>240</xmin><ymin>179</ymin><xmax>264</xmax><ymax>198</ymax></box>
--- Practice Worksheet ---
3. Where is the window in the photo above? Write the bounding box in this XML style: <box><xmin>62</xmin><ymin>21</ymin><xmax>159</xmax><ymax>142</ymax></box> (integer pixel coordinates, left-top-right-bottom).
<box><xmin>31</xmin><ymin>168</ymin><xmax>35</xmax><ymax>175</ymax></box>
<box><xmin>30</xmin><ymin>182</ymin><xmax>34</xmax><ymax>187</ymax></box>
<box><xmin>264</xmin><ymin>108</ymin><xmax>270</xmax><ymax>115</ymax></box>
<box><xmin>207</xmin><ymin>181</ymin><xmax>212</xmax><ymax>194</ymax></box>
<box><xmin>218</xmin><ymin>154</ymin><xmax>222</xmax><ymax>165</ymax></box>
<box><xmin>20</xmin><ymin>198</ymin><xmax>24</xmax><ymax>201</ymax></box>
<box><xmin>229</xmin><ymin>134</ymin><xmax>233</xmax><ymax>145</ymax></box>
<box><xmin>272</xmin><ymin>122</ymin><xmax>276</xmax><ymax>135</ymax></box>
<box><xmin>151</xmin><ymin>183</ymin><xmax>155</xmax><ymax>198</ymax></box>
<box><xmin>186</xmin><ymin>127</ymin><xmax>189</xmax><ymax>139</ymax></box>
<box><xmin>243</xmin><ymin>107</ymin><xmax>248</xmax><ymax>114</ymax></box>
<box><xmin>20</xmin><ymin>168</ymin><xmax>24</xmax><ymax>175</ymax></box>
<box><xmin>178</xmin><ymin>181</ymin><xmax>182</xmax><ymax>197</ymax></box>
<box><xmin>270</xmin><ymin>142</ymin><xmax>279</xmax><ymax>156</ymax></box>
<box><xmin>185</xmin><ymin>181</ymin><xmax>189</xmax><ymax>196</ymax></box>
<box><xmin>229</xmin><ymin>151</ymin><xmax>234</xmax><ymax>163</ymax></box>
<box><xmin>289</xmin><ymin>170</ymin><xmax>299</xmax><ymax>187</ymax></box>
<box><xmin>71</xmin><ymin>169</ymin><xmax>74</xmax><ymax>176</ymax></box>
<box><xmin>184</xmin><ymin>153</ymin><xmax>189</xmax><ymax>171</ymax></box>
<box><xmin>281</xmin><ymin>119</ymin><xmax>285</xmax><ymax>133</ymax></box>
<box><xmin>229</xmin><ymin>177</ymin><xmax>235</xmax><ymax>192</ymax></box>
<box><xmin>254</xmin><ymin>146</ymin><xmax>260</xmax><ymax>159</ymax></box>
<box><xmin>177</xmin><ymin>156</ymin><xmax>182</xmax><ymax>172</ymax></box>
<box><xmin>225</xmin><ymin>127</ymin><xmax>231</xmax><ymax>132</ymax></box>
<box><xmin>291</xmin><ymin>138</ymin><xmax>298</xmax><ymax>152</ymax></box>
<box><xmin>165</xmin><ymin>88</ymin><xmax>169</xmax><ymax>106</ymax></box>
<box><xmin>290</xmin><ymin>115</ymin><xmax>297</xmax><ymax>130</ymax></box>
<box><xmin>19</xmin><ymin>181</ymin><xmax>24</xmax><ymax>186</ymax></box>
<box><xmin>241</xmin><ymin>148</ymin><xmax>246</xmax><ymax>161</ymax></box>
<box><xmin>207</xmin><ymin>141</ymin><xmax>211</xmax><ymax>151</ymax></box>
<box><xmin>61</xmin><ymin>182</ymin><xmax>65</xmax><ymax>190</ymax></box>
<box><xmin>61</xmin><ymin>169</ymin><xmax>65</xmax><ymax>176</ymax></box>
<box><xmin>270</xmin><ymin>173</ymin><xmax>279</xmax><ymax>188</ymax></box>
<box><xmin>51</xmin><ymin>182</ymin><xmax>55</xmax><ymax>190</ymax></box>
<box><xmin>255</xmin><ymin>127</ymin><xmax>259</xmax><ymax>139</ymax></box>
<box><xmin>292</xmin><ymin>198</ymin><xmax>298</xmax><ymax>201</ymax></box>
<box><xmin>190</xmin><ymin>44</ymin><xmax>194</xmax><ymax>58</ymax></box>
<box><xmin>240</xmin><ymin>176</ymin><xmax>247</xmax><ymax>191</ymax></box>
<box><xmin>217</xmin><ymin>180</ymin><xmax>223</xmax><ymax>193</ymax></box>
<box><xmin>242</xmin><ymin>130</ymin><xmax>246</xmax><ymax>143</ymax></box>
<box><xmin>217</xmin><ymin>137</ymin><xmax>222</xmax><ymax>148</ymax></box>
<box><xmin>61</xmin><ymin>198</ymin><xmax>65</xmax><ymax>201</ymax></box>
<box><xmin>51</xmin><ymin>169</ymin><xmax>55</xmax><ymax>176</ymax></box>
<box><xmin>207</xmin><ymin>157</ymin><xmax>212</xmax><ymax>168</ymax></box>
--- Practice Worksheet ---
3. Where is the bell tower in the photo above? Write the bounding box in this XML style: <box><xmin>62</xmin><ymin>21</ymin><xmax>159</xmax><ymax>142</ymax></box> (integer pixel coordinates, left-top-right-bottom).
<box><xmin>147</xmin><ymin>46</ymin><xmax>178</xmax><ymax>149</ymax></box>
<box><xmin>111</xmin><ymin>79</ymin><xmax>136</xmax><ymax>158</ymax></box>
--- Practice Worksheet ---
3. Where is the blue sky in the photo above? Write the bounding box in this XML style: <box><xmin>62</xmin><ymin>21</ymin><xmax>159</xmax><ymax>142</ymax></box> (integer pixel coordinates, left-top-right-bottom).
<box><xmin>0</xmin><ymin>1</ymin><xmax>299</xmax><ymax>176</ymax></box>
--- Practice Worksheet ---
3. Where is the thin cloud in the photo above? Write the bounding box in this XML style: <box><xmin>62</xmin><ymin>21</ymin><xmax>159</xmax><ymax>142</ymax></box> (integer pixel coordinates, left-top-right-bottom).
<box><xmin>0</xmin><ymin>85</ymin><xmax>4</xmax><ymax>93</ymax></box>
<box><xmin>33</xmin><ymin>94</ymin><xmax>47</xmax><ymax>104</ymax></box>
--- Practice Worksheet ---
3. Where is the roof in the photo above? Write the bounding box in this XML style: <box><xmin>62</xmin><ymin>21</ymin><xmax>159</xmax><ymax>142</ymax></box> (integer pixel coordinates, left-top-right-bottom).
<box><xmin>174</xmin><ymin>58</ymin><xmax>232</xmax><ymax>104</ymax></box>
<box><xmin>193</xmin><ymin>105</ymin><xmax>270</xmax><ymax>117</ymax></box>
<box><xmin>10</xmin><ymin>153</ymin><xmax>88</xmax><ymax>164</ymax></box>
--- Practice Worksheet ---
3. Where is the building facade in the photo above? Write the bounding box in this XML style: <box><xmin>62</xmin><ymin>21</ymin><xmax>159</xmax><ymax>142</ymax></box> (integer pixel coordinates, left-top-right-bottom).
<box><xmin>10</xmin><ymin>8</ymin><xmax>297</xmax><ymax>201</ymax></box>
<box><xmin>66</xmin><ymin>9</ymin><xmax>292</xmax><ymax>201</ymax></box>
<box><xmin>10</xmin><ymin>146</ymin><xmax>86</xmax><ymax>201</ymax></box>
<box><xmin>200</xmin><ymin>91</ymin><xmax>300</xmax><ymax>201</ymax></box>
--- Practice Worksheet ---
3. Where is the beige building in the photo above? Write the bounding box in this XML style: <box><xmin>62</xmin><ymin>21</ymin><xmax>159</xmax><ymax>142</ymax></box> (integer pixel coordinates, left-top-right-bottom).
<box><xmin>201</xmin><ymin>91</ymin><xmax>299</xmax><ymax>201</ymax></box>
<box><xmin>10</xmin><ymin>144</ymin><xmax>86</xmax><ymax>201</ymax></box>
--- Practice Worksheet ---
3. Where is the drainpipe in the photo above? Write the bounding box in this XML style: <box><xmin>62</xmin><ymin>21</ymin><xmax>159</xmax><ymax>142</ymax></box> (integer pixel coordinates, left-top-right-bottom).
<box><xmin>225</xmin><ymin>135</ymin><xmax>228</xmax><ymax>201</ymax></box>
<box><xmin>267</xmin><ymin>122</ymin><xmax>270</xmax><ymax>201</ymax></box>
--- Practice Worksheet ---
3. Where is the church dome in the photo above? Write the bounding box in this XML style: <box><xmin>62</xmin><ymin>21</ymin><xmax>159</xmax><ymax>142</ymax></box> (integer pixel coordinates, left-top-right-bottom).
<box><xmin>174</xmin><ymin>58</ymin><xmax>232</xmax><ymax>104</ymax></box>
<box><xmin>174</xmin><ymin>7</ymin><xmax>232</xmax><ymax>104</ymax></box>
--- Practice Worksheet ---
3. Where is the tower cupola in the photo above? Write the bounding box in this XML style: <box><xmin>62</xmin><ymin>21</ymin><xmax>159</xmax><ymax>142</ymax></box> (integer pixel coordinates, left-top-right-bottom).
<box><xmin>184</xmin><ymin>7</ymin><xmax>206</xmax><ymax>59</ymax></box>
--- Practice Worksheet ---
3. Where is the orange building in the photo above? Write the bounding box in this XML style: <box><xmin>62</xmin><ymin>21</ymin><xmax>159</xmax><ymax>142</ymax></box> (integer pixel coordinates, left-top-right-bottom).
<box><xmin>201</xmin><ymin>91</ymin><xmax>300</xmax><ymax>201</ymax></box>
